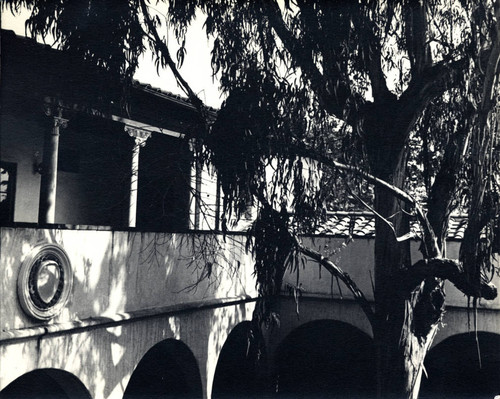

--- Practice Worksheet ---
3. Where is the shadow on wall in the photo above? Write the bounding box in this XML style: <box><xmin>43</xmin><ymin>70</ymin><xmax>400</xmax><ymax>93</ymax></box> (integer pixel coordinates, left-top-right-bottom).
<box><xmin>0</xmin><ymin>369</ymin><xmax>91</xmax><ymax>399</ymax></box>
<box><xmin>0</xmin><ymin>228</ymin><xmax>137</xmax><ymax>398</ymax></box>
<box><xmin>1</xmin><ymin>226</ymin><xmax>257</xmax><ymax>399</ymax></box>
<box><xmin>420</xmin><ymin>332</ymin><xmax>500</xmax><ymax>399</ymax></box>
<box><xmin>122</xmin><ymin>339</ymin><xmax>202</xmax><ymax>399</ymax></box>
<box><xmin>275</xmin><ymin>319</ymin><xmax>377</xmax><ymax>399</ymax></box>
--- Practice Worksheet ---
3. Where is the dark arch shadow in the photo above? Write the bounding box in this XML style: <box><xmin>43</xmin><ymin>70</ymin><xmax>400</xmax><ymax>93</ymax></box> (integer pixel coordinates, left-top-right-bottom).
<box><xmin>420</xmin><ymin>332</ymin><xmax>500</xmax><ymax>399</ymax></box>
<box><xmin>0</xmin><ymin>369</ymin><xmax>91</xmax><ymax>399</ymax></box>
<box><xmin>212</xmin><ymin>321</ymin><xmax>268</xmax><ymax>399</ymax></box>
<box><xmin>122</xmin><ymin>338</ymin><xmax>202</xmax><ymax>399</ymax></box>
<box><xmin>275</xmin><ymin>319</ymin><xmax>376</xmax><ymax>399</ymax></box>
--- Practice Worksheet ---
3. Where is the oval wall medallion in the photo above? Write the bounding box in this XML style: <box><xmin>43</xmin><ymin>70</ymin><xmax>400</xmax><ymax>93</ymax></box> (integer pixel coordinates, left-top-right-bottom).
<box><xmin>17</xmin><ymin>243</ymin><xmax>73</xmax><ymax>320</ymax></box>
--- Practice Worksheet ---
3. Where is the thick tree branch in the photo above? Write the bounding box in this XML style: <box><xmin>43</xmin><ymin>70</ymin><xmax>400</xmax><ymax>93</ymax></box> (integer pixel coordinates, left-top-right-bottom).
<box><xmin>363</xmin><ymin>29</ymin><xmax>393</xmax><ymax>103</ymax></box>
<box><xmin>426</xmin><ymin>125</ymin><xmax>470</xmax><ymax>248</ymax></box>
<box><xmin>296</xmin><ymin>240</ymin><xmax>377</xmax><ymax>328</ymax></box>
<box><xmin>404</xmin><ymin>0</ymin><xmax>432</xmax><ymax>78</ymax></box>
<box><xmin>398</xmin><ymin>57</ymin><xmax>467</xmax><ymax>135</ymax></box>
<box><xmin>262</xmin><ymin>0</ymin><xmax>352</xmax><ymax>120</ymax></box>
<box><xmin>404</xmin><ymin>258</ymin><xmax>497</xmax><ymax>300</ymax></box>
<box><xmin>139</xmin><ymin>0</ymin><xmax>210</xmax><ymax>131</ymax></box>
<box><xmin>398</xmin><ymin>45</ymin><xmax>490</xmax><ymax>133</ymax></box>
<box><xmin>291</xmin><ymin>142</ymin><xmax>441</xmax><ymax>258</ymax></box>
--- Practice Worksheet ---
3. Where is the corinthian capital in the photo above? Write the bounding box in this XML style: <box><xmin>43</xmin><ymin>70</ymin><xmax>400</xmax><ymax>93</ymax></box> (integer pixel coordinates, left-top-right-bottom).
<box><xmin>53</xmin><ymin>116</ymin><xmax>69</xmax><ymax>129</ymax></box>
<box><xmin>125</xmin><ymin>125</ymin><xmax>151</xmax><ymax>147</ymax></box>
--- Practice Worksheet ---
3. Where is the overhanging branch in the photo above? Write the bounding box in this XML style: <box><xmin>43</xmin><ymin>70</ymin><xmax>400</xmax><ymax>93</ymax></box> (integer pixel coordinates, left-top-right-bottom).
<box><xmin>139</xmin><ymin>0</ymin><xmax>210</xmax><ymax>131</ymax></box>
<box><xmin>291</xmin><ymin>143</ymin><xmax>441</xmax><ymax>258</ymax></box>
<box><xmin>460</xmin><ymin>0</ymin><xmax>500</xmax><ymax>287</ymax></box>
<box><xmin>334</xmin><ymin>159</ymin><xmax>440</xmax><ymax>258</ymax></box>
<box><xmin>399</xmin><ymin>56</ymin><xmax>467</xmax><ymax>131</ymax></box>
<box><xmin>405</xmin><ymin>258</ymin><xmax>497</xmax><ymax>300</ymax></box>
<box><xmin>262</xmin><ymin>0</ymin><xmax>352</xmax><ymax>120</ymax></box>
<box><xmin>296</xmin><ymin>240</ymin><xmax>377</xmax><ymax>328</ymax></box>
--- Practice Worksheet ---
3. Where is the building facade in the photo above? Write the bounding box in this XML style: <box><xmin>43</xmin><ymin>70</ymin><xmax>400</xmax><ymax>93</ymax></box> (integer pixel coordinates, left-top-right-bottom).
<box><xmin>1</xmin><ymin>30</ymin><xmax>499</xmax><ymax>399</ymax></box>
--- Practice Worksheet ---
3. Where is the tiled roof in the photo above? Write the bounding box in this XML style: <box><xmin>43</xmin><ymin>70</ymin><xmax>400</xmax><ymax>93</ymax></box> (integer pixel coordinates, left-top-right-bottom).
<box><xmin>2</xmin><ymin>30</ymin><xmax>218</xmax><ymax>115</ymax></box>
<box><xmin>133</xmin><ymin>82</ymin><xmax>219</xmax><ymax>115</ymax></box>
<box><xmin>446</xmin><ymin>217</ymin><xmax>468</xmax><ymax>239</ymax></box>
<box><xmin>317</xmin><ymin>213</ymin><xmax>468</xmax><ymax>240</ymax></box>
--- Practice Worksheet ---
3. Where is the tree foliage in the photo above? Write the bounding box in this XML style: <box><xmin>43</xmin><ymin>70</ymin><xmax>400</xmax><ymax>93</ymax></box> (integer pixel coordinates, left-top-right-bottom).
<box><xmin>4</xmin><ymin>0</ymin><xmax>500</xmax><ymax>397</ymax></box>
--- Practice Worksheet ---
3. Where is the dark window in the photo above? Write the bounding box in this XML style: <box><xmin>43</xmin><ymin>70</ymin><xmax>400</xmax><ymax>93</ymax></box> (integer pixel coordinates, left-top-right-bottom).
<box><xmin>0</xmin><ymin>161</ymin><xmax>17</xmax><ymax>224</ymax></box>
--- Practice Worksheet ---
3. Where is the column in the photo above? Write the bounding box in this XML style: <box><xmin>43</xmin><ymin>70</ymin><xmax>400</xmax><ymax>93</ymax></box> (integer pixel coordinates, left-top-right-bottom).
<box><xmin>189</xmin><ymin>138</ymin><xmax>202</xmax><ymax>230</ymax></box>
<box><xmin>125</xmin><ymin>126</ymin><xmax>151</xmax><ymax>228</ymax></box>
<box><xmin>38</xmin><ymin>115</ymin><xmax>68</xmax><ymax>224</ymax></box>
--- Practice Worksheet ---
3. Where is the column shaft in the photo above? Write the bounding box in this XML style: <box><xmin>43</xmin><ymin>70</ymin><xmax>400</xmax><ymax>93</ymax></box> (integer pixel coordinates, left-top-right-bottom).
<box><xmin>129</xmin><ymin>142</ymin><xmax>141</xmax><ymax>228</ymax></box>
<box><xmin>125</xmin><ymin>126</ymin><xmax>151</xmax><ymax>228</ymax></box>
<box><xmin>38</xmin><ymin>116</ymin><xmax>67</xmax><ymax>224</ymax></box>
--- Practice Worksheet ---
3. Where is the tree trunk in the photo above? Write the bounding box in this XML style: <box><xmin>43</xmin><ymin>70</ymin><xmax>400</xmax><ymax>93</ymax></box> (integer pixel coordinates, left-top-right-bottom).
<box><xmin>372</xmin><ymin>179</ymin><xmax>411</xmax><ymax>398</ymax></box>
<box><xmin>366</xmin><ymin>124</ymin><xmax>444</xmax><ymax>398</ymax></box>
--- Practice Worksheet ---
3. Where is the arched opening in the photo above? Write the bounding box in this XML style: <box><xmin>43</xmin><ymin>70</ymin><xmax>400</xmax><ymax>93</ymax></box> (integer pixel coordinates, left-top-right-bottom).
<box><xmin>420</xmin><ymin>332</ymin><xmax>500</xmax><ymax>399</ymax></box>
<box><xmin>275</xmin><ymin>319</ymin><xmax>376</xmax><ymax>398</ymax></box>
<box><xmin>0</xmin><ymin>369</ymin><xmax>91</xmax><ymax>399</ymax></box>
<box><xmin>123</xmin><ymin>339</ymin><xmax>202</xmax><ymax>399</ymax></box>
<box><xmin>212</xmin><ymin>321</ymin><xmax>267</xmax><ymax>398</ymax></box>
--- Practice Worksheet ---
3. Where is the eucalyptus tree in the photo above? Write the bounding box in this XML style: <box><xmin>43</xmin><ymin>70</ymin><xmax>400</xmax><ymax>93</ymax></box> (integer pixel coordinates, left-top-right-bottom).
<box><xmin>4</xmin><ymin>0</ymin><xmax>500</xmax><ymax>397</ymax></box>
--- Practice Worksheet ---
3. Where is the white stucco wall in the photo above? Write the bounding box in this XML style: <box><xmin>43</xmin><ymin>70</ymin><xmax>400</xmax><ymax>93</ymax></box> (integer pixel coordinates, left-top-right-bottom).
<box><xmin>283</xmin><ymin>236</ymin><xmax>500</xmax><ymax>310</ymax></box>
<box><xmin>0</xmin><ymin>114</ymin><xmax>43</xmax><ymax>223</ymax></box>
<box><xmin>0</xmin><ymin>227</ymin><xmax>258</xmax><ymax>399</ymax></box>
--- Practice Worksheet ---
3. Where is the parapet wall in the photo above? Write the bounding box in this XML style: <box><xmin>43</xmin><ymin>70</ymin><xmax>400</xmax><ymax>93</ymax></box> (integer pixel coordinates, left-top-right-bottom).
<box><xmin>0</xmin><ymin>226</ymin><xmax>257</xmax><ymax>335</ymax></box>
<box><xmin>2</xmin><ymin>227</ymin><xmax>498</xmax><ymax>338</ymax></box>
<box><xmin>283</xmin><ymin>236</ymin><xmax>500</xmax><ymax>309</ymax></box>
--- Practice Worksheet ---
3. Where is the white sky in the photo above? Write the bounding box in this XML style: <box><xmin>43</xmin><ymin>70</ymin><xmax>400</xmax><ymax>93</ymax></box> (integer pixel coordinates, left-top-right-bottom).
<box><xmin>1</xmin><ymin>7</ymin><xmax>223</xmax><ymax>108</ymax></box>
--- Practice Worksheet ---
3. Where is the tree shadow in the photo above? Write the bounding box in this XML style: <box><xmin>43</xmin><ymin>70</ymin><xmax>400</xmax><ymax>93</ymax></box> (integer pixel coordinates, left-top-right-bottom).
<box><xmin>1</xmin><ymin>227</ymin><xmax>258</xmax><ymax>399</ymax></box>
